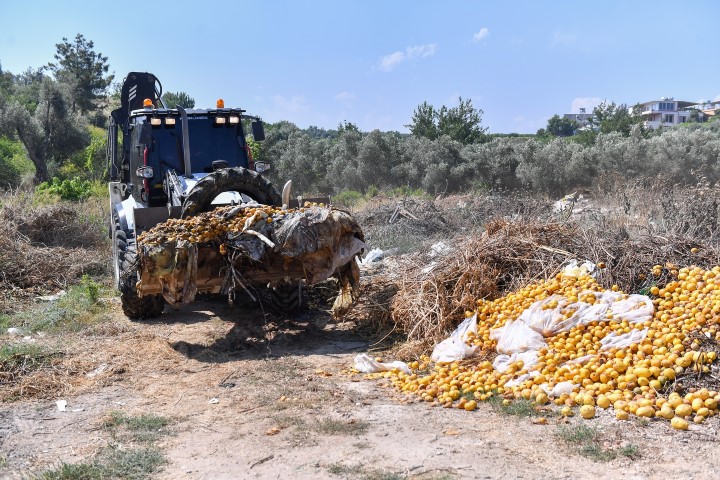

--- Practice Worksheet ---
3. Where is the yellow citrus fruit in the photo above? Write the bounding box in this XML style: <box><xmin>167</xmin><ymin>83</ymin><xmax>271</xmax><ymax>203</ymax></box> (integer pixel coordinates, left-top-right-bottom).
<box><xmin>580</xmin><ymin>405</ymin><xmax>596</xmax><ymax>419</ymax></box>
<box><xmin>671</xmin><ymin>416</ymin><xmax>689</xmax><ymax>430</ymax></box>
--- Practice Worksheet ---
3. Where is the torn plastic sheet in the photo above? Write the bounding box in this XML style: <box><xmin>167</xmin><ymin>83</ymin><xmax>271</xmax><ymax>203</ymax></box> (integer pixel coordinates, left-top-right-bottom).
<box><xmin>489</xmin><ymin>320</ymin><xmax>546</xmax><ymax>355</ymax></box>
<box><xmin>514</xmin><ymin>290</ymin><xmax>653</xmax><ymax>339</ymax></box>
<box><xmin>566</xmin><ymin>354</ymin><xmax>595</xmax><ymax>365</ymax></box>
<box><xmin>600</xmin><ymin>328</ymin><xmax>649</xmax><ymax>351</ymax></box>
<box><xmin>608</xmin><ymin>295</ymin><xmax>654</xmax><ymax>323</ymax></box>
<box><xmin>505</xmin><ymin>370</ymin><xmax>539</xmax><ymax>388</ymax></box>
<box><xmin>540</xmin><ymin>381</ymin><xmax>577</xmax><ymax>398</ymax></box>
<box><xmin>362</xmin><ymin>248</ymin><xmax>384</xmax><ymax>265</ymax></box>
<box><xmin>562</xmin><ymin>260</ymin><xmax>596</xmax><ymax>277</ymax></box>
<box><xmin>354</xmin><ymin>353</ymin><xmax>412</xmax><ymax>375</ymax></box>
<box><xmin>493</xmin><ymin>350</ymin><xmax>539</xmax><ymax>373</ymax></box>
<box><xmin>431</xmin><ymin>314</ymin><xmax>479</xmax><ymax>363</ymax></box>
<box><xmin>429</xmin><ymin>241</ymin><xmax>453</xmax><ymax>257</ymax></box>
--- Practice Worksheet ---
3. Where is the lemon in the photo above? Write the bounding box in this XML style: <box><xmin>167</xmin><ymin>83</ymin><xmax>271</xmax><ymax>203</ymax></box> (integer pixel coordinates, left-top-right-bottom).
<box><xmin>580</xmin><ymin>405</ymin><xmax>596</xmax><ymax>419</ymax></box>
<box><xmin>675</xmin><ymin>404</ymin><xmax>693</xmax><ymax>418</ymax></box>
<box><xmin>596</xmin><ymin>395</ymin><xmax>611</xmax><ymax>409</ymax></box>
<box><xmin>636</xmin><ymin>406</ymin><xmax>654</xmax><ymax>418</ymax></box>
<box><xmin>671</xmin><ymin>416</ymin><xmax>689</xmax><ymax>430</ymax></box>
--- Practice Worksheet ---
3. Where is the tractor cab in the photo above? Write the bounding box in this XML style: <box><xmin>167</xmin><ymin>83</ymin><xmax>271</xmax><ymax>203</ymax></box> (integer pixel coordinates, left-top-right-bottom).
<box><xmin>108</xmin><ymin>72</ymin><xmax>266</xmax><ymax>210</ymax></box>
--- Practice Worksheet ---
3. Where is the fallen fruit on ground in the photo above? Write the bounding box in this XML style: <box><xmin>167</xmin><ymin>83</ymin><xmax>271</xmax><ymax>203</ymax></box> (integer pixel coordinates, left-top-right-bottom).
<box><xmin>671</xmin><ymin>416</ymin><xmax>689</xmax><ymax>430</ymax></box>
<box><xmin>580</xmin><ymin>405</ymin><xmax>596</xmax><ymax>419</ymax></box>
<box><xmin>362</xmin><ymin>265</ymin><xmax>720</xmax><ymax>428</ymax></box>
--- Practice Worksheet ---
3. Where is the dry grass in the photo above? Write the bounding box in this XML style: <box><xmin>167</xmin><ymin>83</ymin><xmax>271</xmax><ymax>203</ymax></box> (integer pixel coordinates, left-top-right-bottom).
<box><xmin>0</xmin><ymin>190</ymin><xmax>109</xmax><ymax>307</ymax></box>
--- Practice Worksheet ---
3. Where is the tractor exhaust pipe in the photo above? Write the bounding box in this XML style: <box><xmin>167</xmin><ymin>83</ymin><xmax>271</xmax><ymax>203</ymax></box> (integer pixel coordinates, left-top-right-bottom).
<box><xmin>178</xmin><ymin>106</ymin><xmax>192</xmax><ymax>178</ymax></box>
<box><xmin>282</xmin><ymin>180</ymin><xmax>292</xmax><ymax>209</ymax></box>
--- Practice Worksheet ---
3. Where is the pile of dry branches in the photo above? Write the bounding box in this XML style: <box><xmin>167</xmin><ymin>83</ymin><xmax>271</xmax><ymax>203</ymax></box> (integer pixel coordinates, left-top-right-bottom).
<box><xmin>0</xmin><ymin>201</ymin><xmax>108</xmax><ymax>306</ymax></box>
<box><xmin>355</xmin><ymin>219</ymin><xmax>720</xmax><ymax>358</ymax></box>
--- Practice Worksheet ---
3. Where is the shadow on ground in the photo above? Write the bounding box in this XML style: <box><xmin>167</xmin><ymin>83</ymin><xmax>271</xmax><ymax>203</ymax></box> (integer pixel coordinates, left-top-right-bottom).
<box><xmin>152</xmin><ymin>296</ymin><xmax>369</xmax><ymax>364</ymax></box>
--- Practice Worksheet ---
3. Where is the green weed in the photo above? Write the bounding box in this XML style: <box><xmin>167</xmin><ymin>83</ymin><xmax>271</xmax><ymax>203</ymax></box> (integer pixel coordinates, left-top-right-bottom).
<box><xmin>315</xmin><ymin>418</ymin><xmax>369</xmax><ymax>435</ymax></box>
<box><xmin>619</xmin><ymin>444</ymin><xmax>640</xmax><ymax>459</ymax></box>
<box><xmin>4</xmin><ymin>279</ymin><xmax>109</xmax><ymax>334</ymax></box>
<box><xmin>556</xmin><ymin>424</ymin><xmax>638</xmax><ymax>462</ymax></box>
<box><xmin>38</xmin><ymin>411</ymin><xmax>172</xmax><ymax>479</ymax></box>
<box><xmin>104</xmin><ymin>411</ymin><xmax>171</xmax><ymax>443</ymax></box>
<box><xmin>35</xmin><ymin>177</ymin><xmax>94</xmax><ymax>201</ymax></box>
<box><xmin>37</xmin><ymin>447</ymin><xmax>165</xmax><ymax>480</ymax></box>
<box><xmin>0</xmin><ymin>343</ymin><xmax>57</xmax><ymax>375</ymax></box>
<box><xmin>326</xmin><ymin>463</ymin><xmax>403</xmax><ymax>480</ymax></box>
<box><xmin>334</xmin><ymin>190</ymin><xmax>363</xmax><ymax>210</ymax></box>
<box><xmin>488</xmin><ymin>396</ymin><xmax>537</xmax><ymax>417</ymax></box>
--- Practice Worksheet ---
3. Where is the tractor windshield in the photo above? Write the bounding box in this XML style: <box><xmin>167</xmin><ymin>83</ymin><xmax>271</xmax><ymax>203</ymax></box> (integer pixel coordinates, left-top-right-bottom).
<box><xmin>148</xmin><ymin>116</ymin><xmax>248</xmax><ymax>174</ymax></box>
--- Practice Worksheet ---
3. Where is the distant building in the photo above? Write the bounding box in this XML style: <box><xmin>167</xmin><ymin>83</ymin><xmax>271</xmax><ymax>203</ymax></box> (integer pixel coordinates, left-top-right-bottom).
<box><xmin>563</xmin><ymin>108</ymin><xmax>595</xmax><ymax>130</ymax></box>
<box><xmin>697</xmin><ymin>99</ymin><xmax>720</xmax><ymax>121</ymax></box>
<box><xmin>638</xmin><ymin>97</ymin><xmax>698</xmax><ymax>129</ymax></box>
<box><xmin>560</xmin><ymin>97</ymin><xmax>716</xmax><ymax>135</ymax></box>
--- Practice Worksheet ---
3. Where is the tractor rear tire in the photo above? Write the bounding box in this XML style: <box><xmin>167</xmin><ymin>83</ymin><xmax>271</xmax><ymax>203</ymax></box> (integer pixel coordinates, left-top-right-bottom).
<box><xmin>181</xmin><ymin>167</ymin><xmax>282</xmax><ymax>218</ymax></box>
<box><xmin>113</xmin><ymin>215</ymin><xmax>164</xmax><ymax>320</ymax></box>
<box><xmin>268</xmin><ymin>282</ymin><xmax>304</xmax><ymax>313</ymax></box>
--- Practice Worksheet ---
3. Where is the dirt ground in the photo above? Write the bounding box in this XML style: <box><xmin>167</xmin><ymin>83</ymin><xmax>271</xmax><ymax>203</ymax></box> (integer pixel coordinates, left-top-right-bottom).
<box><xmin>1</xmin><ymin>300</ymin><xmax>719</xmax><ymax>480</ymax></box>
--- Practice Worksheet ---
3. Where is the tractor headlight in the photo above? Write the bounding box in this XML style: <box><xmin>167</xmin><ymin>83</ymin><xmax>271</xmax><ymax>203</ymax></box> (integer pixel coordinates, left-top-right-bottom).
<box><xmin>215</xmin><ymin>116</ymin><xmax>227</xmax><ymax>125</ymax></box>
<box><xmin>229</xmin><ymin>115</ymin><xmax>240</xmax><ymax>124</ymax></box>
<box><xmin>165</xmin><ymin>117</ymin><xmax>176</xmax><ymax>126</ymax></box>
<box><xmin>136</xmin><ymin>166</ymin><xmax>154</xmax><ymax>178</ymax></box>
<box><xmin>150</xmin><ymin>117</ymin><xmax>162</xmax><ymax>126</ymax></box>
<box><xmin>254</xmin><ymin>162</ymin><xmax>270</xmax><ymax>173</ymax></box>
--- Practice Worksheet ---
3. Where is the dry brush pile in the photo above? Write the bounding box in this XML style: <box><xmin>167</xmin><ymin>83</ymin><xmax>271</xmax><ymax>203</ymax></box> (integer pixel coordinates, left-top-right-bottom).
<box><xmin>352</xmin><ymin>186</ymin><xmax>720</xmax><ymax>427</ymax></box>
<box><xmin>0</xmin><ymin>192</ymin><xmax>109</xmax><ymax>310</ymax></box>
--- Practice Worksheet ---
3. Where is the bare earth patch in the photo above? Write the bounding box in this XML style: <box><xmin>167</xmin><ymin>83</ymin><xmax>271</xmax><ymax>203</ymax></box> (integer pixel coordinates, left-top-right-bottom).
<box><xmin>1</xmin><ymin>300</ymin><xmax>719</xmax><ymax>479</ymax></box>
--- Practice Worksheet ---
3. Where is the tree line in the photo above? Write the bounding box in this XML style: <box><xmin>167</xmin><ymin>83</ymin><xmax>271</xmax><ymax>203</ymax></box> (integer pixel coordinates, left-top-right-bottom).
<box><xmin>1</xmin><ymin>33</ymin><xmax>719</xmax><ymax>199</ymax></box>
<box><xmin>261</xmin><ymin>119</ymin><xmax>720</xmax><ymax>198</ymax></box>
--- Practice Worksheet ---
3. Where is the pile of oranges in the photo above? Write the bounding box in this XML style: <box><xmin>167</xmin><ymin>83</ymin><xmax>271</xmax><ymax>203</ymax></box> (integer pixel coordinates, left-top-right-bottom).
<box><xmin>137</xmin><ymin>205</ymin><xmax>293</xmax><ymax>247</ymax></box>
<box><xmin>369</xmin><ymin>265</ymin><xmax>720</xmax><ymax>429</ymax></box>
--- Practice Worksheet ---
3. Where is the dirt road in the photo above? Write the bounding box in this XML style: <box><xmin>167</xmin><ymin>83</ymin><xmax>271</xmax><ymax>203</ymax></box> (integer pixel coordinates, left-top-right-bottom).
<box><xmin>1</xmin><ymin>301</ymin><xmax>719</xmax><ymax>479</ymax></box>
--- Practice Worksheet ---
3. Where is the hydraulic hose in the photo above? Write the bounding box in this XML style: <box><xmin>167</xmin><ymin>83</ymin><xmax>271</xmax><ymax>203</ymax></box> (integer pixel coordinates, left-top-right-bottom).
<box><xmin>143</xmin><ymin>146</ymin><xmax>150</xmax><ymax>202</ymax></box>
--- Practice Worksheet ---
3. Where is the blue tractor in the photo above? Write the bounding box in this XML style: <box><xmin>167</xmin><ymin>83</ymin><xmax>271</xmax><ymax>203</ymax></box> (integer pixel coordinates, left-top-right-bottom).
<box><xmin>107</xmin><ymin>72</ymin><xmax>294</xmax><ymax>318</ymax></box>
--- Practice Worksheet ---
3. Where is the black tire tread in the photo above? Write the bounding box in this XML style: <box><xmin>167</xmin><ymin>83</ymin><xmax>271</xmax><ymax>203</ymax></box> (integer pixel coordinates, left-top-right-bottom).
<box><xmin>181</xmin><ymin>167</ymin><xmax>281</xmax><ymax>218</ymax></box>
<box><xmin>113</xmin><ymin>216</ymin><xmax>164</xmax><ymax>320</ymax></box>
<box><xmin>268</xmin><ymin>282</ymin><xmax>303</xmax><ymax>313</ymax></box>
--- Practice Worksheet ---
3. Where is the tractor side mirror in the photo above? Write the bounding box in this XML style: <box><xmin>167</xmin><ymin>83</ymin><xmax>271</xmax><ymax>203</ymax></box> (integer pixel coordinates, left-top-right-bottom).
<box><xmin>251</xmin><ymin>120</ymin><xmax>265</xmax><ymax>141</ymax></box>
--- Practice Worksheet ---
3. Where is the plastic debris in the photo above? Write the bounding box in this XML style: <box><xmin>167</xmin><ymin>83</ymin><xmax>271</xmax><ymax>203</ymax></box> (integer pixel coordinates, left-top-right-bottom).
<box><xmin>56</xmin><ymin>400</ymin><xmax>67</xmax><ymax>412</ymax></box>
<box><xmin>85</xmin><ymin>363</ymin><xmax>108</xmax><ymax>378</ymax></box>
<box><xmin>561</xmin><ymin>260</ymin><xmax>595</xmax><ymax>277</ymax></box>
<box><xmin>35</xmin><ymin>290</ymin><xmax>67</xmax><ymax>302</ymax></box>
<box><xmin>362</xmin><ymin>248</ymin><xmax>385</xmax><ymax>265</ymax></box>
<box><xmin>429</xmin><ymin>241</ymin><xmax>453</xmax><ymax>257</ymax></box>
<box><xmin>431</xmin><ymin>314</ymin><xmax>479</xmax><ymax>363</ymax></box>
<box><xmin>600</xmin><ymin>328</ymin><xmax>649</xmax><ymax>351</ymax></box>
<box><xmin>353</xmin><ymin>353</ymin><xmax>411</xmax><ymax>375</ymax></box>
<box><xmin>208</xmin><ymin>398</ymin><xmax>219</xmax><ymax>404</ymax></box>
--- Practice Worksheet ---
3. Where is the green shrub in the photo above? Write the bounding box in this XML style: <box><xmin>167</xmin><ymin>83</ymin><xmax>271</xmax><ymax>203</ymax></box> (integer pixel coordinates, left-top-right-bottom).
<box><xmin>365</xmin><ymin>185</ymin><xmax>379</xmax><ymax>198</ymax></box>
<box><xmin>36</xmin><ymin>177</ymin><xmax>93</xmax><ymax>201</ymax></box>
<box><xmin>334</xmin><ymin>190</ymin><xmax>363</xmax><ymax>209</ymax></box>
<box><xmin>0</xmin><ymin>136</ymin><xmax>33</xmax><ymax>189</ymax></box>
<box><xmin>62</xmin><ymin>126</ymin><xmax>107</xmax><ymax>181</ymax></box>
<box><xmin>392</xmin><ymin>185</ymin><xmax>427</xmax><ymax>198</ymax></box>
<box><xmin>80</xmin><ymin>274</ymin><xmax>100</xmax><ymax>303</ymax></box>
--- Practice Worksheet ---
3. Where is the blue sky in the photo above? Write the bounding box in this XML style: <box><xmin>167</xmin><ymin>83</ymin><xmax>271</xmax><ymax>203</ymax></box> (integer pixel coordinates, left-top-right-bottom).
<box><xmin>1</xmin><ymin>1</ymin><xmax>719</xmax><ymax>133</ymax></box>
